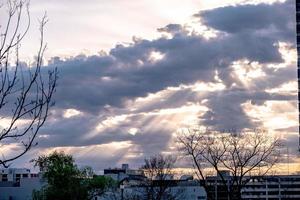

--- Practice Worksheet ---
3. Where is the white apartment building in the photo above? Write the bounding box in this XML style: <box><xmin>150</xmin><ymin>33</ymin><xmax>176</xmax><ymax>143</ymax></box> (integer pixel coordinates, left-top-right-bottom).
<box><xmin>242</xmin><ymin>175</ymin><xmax>300</xmax><ymax>200</ymax></box>
<box><xmin>103</xmin><ymin>163</ymin><xmax>145</xmax><ymax>182</ymax></box>
<box><xmin>0</xmin><ymin>168</ymin><xmax>44</xmax><ymax>200</ymax></box>
<box><xmin>0</xmin><ymin>168</ymin><xmax>39</xmax><ymax>183</ymax></box>
<box><xmin>206</xmin><ymin>172</ymin><xmax>300</xmax><ymax>200</ymax></box>
<box><xmin>122</xmin><ymin>180</ymin><xmax>207</xmax><ymax>200</ymax></box>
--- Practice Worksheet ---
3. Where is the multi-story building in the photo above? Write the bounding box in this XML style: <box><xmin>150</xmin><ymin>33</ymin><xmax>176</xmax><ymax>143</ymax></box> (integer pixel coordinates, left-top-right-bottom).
<box><xmin>0</xmin><ymin>168</ymin><xmax>44</xmax><ymax>200</ymax></box>
<box><xmin>206</xmin><ymin>172</ymin><xmax>300</xmax><ymax>200</ymax></box>
<box><xmin>102</xmin><ymin>164</ymin><xmax>207</xmax><ymax>200</ymax></box>
<box><xmin>104</xmin><ymin>163</ymin><xmax>145</xmax><ymax>182</ymax></box>
<box><xmin>122</xmin><ymin>178</ymin><xmax>207</xmax><ymax>200</ymax></box>
<box><xmin>242</xmin><ymin>175</ymin><xmax>300</xmax><ymax>200</ymax></box>
<box><xmin>0</xmin><ymin>168</ymin><xmax>39</xmax><ymax>183</ymax></box>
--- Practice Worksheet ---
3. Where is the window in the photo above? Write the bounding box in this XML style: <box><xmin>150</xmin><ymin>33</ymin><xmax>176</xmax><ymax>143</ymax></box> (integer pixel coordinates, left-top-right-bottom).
<box><xmin>2</xmin><ymin>174</ymin><xmax>8</xmax><ymax>182</ymax></box>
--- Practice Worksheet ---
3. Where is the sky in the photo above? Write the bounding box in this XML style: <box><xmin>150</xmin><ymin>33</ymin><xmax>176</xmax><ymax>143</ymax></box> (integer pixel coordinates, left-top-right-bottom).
<box><xmin>0</xmin><ymin>0</ymin><xmax>299</xmax><ymax>172</ymax></box>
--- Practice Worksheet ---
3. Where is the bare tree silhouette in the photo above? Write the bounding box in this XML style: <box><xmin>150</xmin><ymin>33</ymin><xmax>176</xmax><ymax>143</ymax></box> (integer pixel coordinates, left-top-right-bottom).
<box><xmin>0</xmin><ymin>0</ymin><xmax>57</xmax><ymax>167</ymax></box>
<box><xmin>178</xmin><ymin>129</ymin><xmax>281</xmax><ymax>200</ymax></box>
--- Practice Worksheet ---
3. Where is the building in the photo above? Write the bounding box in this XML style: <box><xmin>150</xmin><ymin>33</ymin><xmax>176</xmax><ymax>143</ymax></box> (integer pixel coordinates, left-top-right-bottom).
<box><xmin>0</xmin><ymin>168</ymin><xmax>38</xmax><ymax>183</ymax></box>
<box><xmin>0</xmin><ymin>168</ymin><xmax>44</xmax><ymax>200</ymax></box>
<box><xmin>242</xmin><ymin>175</ymin><xmax>300</xmax><ymax>200</ymax></box>
<box><xmin>0</xmin><ymin>178</ymin><xmax>44</xmax><ymax>200</ymax></box>
<box><xmin>102</xmin><ymin>164</ymin><xmax>207</xmax><ymax>200</ymax></box>
<box><xmin>206</xmin><ymin>171</ymin><xmax>235</xmax><ymax>200</ymax></box>
<box><xmin>104</xmin><ymin>163</ymin><xmax>145</xmax><ymax>182</ymax></box>
<box><xmin>122</xmin><ymin>178</ymin><xmax>207</xmax><ymax>200</ymax></box>
<box><xmin>119</xmin><ymin>175</ymin><xmax>207</xmax><ymax>200</ymax></box>
<box><xmin>206</xmin><ymin>172</ymin><xmax>300</xmax><ymax>200</ymax></box>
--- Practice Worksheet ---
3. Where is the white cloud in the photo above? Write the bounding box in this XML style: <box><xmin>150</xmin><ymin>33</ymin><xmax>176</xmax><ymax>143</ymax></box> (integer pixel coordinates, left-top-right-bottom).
<box><xmin>63</xmin><ymin>109</ymin><xmax>82</xmax><ymax>118</ymax></box>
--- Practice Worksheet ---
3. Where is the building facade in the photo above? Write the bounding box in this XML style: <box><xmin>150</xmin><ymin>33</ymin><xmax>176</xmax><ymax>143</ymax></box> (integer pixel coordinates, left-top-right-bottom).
<box><xmin>206</xmin><ymin>173</ymin><xmax>300</xmax><ymax>200</ymax></box>
<box><xmin>0</xmin><ymin>168</ymin><xmax>38</xmax><ymax>183</ymax></box>
<box><xmin>0</xmin><ymin>168</ymin><xmax>44</xmax><ymax>200</ymax></box>
<box><xmin>122</xmin><ymin>180</ymin><xmax>207</xmax><ymax>200</ymax></box>
<box><xmin>104</xmin><ymin>163</ymin><xmax>145</xmax><ymax>182</ymax></box>
<box><xmin>242</xmin><ymin>175</ymin><xmax>300</xmax><ymax>200</ymax></box>
<box><xmin>102</xmin><ymin>164</ymin><xmax>207</xmax><ymax>200</ymax></box>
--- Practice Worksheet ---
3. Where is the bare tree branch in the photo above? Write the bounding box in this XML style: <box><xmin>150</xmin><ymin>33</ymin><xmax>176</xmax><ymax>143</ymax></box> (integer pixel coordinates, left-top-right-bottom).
<box><xmin>141</xmin><ymin>154</ymin><xmax>179</xmax><ymax>200</ymax></box>
<box><xmin>0</xmin><ymin>0</ymin><xmax>57</xmax><ymax>167</ymax></box>
<box><xmin>177</xmin><ymin>128</ymin><xmax>281</xmax><ymax>200</ymax></box>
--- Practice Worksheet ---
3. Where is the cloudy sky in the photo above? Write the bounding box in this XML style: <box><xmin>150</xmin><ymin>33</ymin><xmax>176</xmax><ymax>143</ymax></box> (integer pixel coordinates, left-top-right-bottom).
<box><xmin>1</xmin><ymin>0</ymin><xmax>298</xmax><ymax>171</ymax></box>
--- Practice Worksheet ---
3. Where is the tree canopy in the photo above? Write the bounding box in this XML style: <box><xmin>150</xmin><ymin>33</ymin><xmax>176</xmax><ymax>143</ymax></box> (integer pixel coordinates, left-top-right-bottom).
<box><xmin>32</xmin><ymin>151</ymin><xmax>115</xmax><ymax>200</ymax></box>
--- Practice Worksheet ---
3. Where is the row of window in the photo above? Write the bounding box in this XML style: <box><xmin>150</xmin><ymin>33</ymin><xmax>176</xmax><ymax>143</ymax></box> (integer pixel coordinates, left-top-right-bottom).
<box><xmin>0</xmin><ymin>173</ymin><xmax>38</xmax><ymax>182</ymax></box>
<box><xmin>245</xmin><ymin>184</ymin><xmax>300</xmax><ymax>189</ymax></box>
<box><xmin>243</xmin><ymin>191</ymin><xmax>300</xmax><ymax>196</ymax></box>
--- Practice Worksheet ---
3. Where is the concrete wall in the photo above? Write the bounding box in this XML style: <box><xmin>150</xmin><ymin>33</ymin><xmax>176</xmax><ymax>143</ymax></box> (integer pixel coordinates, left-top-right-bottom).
<box><xmin>0</xmin><ymin>178</ymin><xmax>44</xmax><ymax>200</ymax></box>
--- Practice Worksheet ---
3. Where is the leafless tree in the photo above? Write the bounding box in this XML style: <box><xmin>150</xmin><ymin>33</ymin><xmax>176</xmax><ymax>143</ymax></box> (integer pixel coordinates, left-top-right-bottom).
<box><xmin>177</xmin><ymin>128</ymin><xmax>281</xmax><ymax>200</ymax></box>
<box><xmin>140</xmin><ymin>154</ymin><xmax>180</xmax><ymax>200</ymax></box>
<box><xmin>0</xmin><ymin>0</ymin><xmax>57</xmax><ymax>167</ymax></box>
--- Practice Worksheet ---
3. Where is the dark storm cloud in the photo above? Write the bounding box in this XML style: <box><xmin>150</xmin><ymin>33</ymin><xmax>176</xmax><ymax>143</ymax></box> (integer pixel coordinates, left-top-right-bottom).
<box><xmin>198</xmin><ymin>0</ymin><xmax>295</xmax><ymax>43</ymax></box>
<box><xmin>49</xmin><ymin>0</ymin><xmax>295</xmax><ymax>114</ymax></box>
<box><xmin>51</xmin><ymin>28</ymin><xmax>286</xmax><ymax>113</ymax></box>
<box><xmin>202</xmin><ymin>88</ymin><xmax>296</xmax><ymax>130</ymax></box>
<box><xmin>26</xmin><ymin>0</ymin><xmax>296</xmax><ymax>168</ymax></box>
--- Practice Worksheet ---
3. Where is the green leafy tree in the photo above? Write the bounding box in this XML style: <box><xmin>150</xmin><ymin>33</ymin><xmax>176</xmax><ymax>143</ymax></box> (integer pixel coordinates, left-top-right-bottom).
<box><xmin>84</xmin><ymin>175</ymin><xmax>116</xmax><ymax>199</ymax></box>
<box><xmin>32</xmin><ymin>151</ymin><xmax>115</xmax><ymax>200</ymax></box>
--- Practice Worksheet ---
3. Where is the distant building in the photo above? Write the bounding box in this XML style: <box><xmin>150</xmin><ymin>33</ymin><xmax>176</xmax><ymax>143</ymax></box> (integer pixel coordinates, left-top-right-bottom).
<box><xmin>242</xmin><ymin>175</ymin><xmax>300</xmax><ymax>200</ymax></box>
<box><xmin>205</xmin><ymin>170</ymin><xmax>233</xmax><ymax>200</ymax></box>
<box><xmin>122</xmin><ymin>178</ymin><xmax>207</xmax><ymax>200</ymax></box>
<box><xmin>104</xmin><ymin>163</ymin><xmax>145</xmax><ymax>182</ymax></box>
<box><xmin>102</xmin><ymin>164</ymin><xmax>207</xmax><ymax>200</ymax></box>
<box><xmin>0</xmin><ymin>168</ymin><xmax>38</xmax><ymax>183</ymax></box>
<box><xmin>0</xmin><ymin>168</ymin><xmax>44</xmax><ymax>200</ymax></box>
<box><xmin>206</xmin><ymin>171</ymin><xmax>300</xmax><ymax>200</ymax></box>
